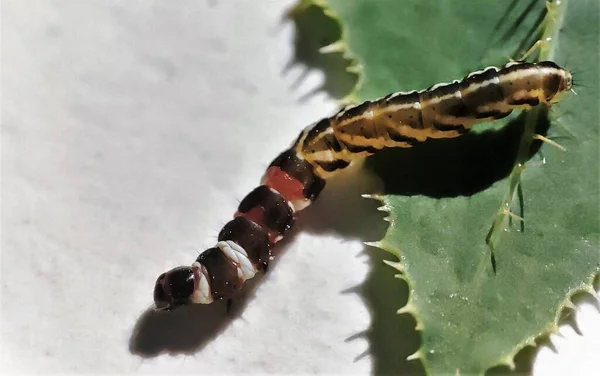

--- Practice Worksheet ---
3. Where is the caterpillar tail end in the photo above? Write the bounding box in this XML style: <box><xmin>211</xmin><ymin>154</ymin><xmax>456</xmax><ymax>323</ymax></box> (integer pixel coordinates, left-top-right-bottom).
<box><xmin>153</xmin><ymin>265</ymin><xmax>196</xmax><ymax>311</ymax></box>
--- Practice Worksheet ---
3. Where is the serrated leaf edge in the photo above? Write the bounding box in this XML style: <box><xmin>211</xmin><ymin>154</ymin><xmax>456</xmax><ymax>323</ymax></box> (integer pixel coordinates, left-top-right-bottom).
<box><xmin>366</xmin><ymin>194</ymin><xmax>599</xmax><ymax>374</ymax></box>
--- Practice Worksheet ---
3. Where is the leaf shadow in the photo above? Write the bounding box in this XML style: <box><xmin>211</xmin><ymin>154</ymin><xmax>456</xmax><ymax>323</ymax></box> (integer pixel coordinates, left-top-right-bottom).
<box><xmin>366</xmin><ymin>110</ymin><xmax>550</xmax><ymax>199</ymax></box>
<box><xmin>285</xmin><ymin>2</ymin><xmax>358</xmax><ymax>100</ymax></box>
<box><xmin>296</xmin><ymin>161</ymin><xmax>425</xmax><ymax>375</ymax></box>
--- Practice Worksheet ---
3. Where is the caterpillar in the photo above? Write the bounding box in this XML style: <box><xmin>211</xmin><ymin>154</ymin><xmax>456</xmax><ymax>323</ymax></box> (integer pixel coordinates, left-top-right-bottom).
<box><xmin>153</xmin><ymin>60</ymin><xmax>572</xmax><ymax>310</ymax></box>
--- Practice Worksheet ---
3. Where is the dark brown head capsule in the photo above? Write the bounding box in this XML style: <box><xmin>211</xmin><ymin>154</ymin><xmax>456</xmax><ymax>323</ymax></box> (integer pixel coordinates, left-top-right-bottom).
<box><xmin>153</xmin><ymin>266</ymin><xmax>195</xmax><ymax>310</ymax></box>
<box><xmin>538</xmin><ymin>61</ymin><xmax>573</xmax><ymax>103</ymax></box>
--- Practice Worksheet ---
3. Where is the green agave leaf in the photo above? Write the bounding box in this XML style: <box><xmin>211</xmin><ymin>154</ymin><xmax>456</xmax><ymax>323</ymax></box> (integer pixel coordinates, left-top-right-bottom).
<box><xmin>297</xmin><ymin>0</ymin><xmax>599</xmax><ymax>374</ymax></box>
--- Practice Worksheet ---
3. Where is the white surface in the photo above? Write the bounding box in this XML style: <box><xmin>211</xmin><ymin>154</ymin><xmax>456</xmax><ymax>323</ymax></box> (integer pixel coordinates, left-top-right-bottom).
<box><xmin>1</xmin><ymin>0</ymin><xmax>598</xmax><ymax>374</ymax></box>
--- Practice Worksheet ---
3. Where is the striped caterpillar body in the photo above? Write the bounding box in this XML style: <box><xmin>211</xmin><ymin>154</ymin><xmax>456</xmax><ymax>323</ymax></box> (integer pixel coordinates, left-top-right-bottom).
<box><xmin>153</xmin><ymin>61</ymin><xmax>572</xmax><ymax>310</ymax></box>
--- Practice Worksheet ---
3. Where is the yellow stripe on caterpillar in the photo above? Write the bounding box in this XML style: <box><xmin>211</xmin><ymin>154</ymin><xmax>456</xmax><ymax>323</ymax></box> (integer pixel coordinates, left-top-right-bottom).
<box><xmin>297</xmin><ymin>61</ymin><xmax>572</xmax><ymax>178</ymax></box>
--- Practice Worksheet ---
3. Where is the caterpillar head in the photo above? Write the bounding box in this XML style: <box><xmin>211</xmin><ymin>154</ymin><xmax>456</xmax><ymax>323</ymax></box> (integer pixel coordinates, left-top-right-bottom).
<box><xmin>552</xmin><ymin>68</ymin><xmax>573</xmax><ymax>102</ymax></box>
<box><xmin>562</xmin><ymin>70</ymin><xmax>573</xmax><ymax>93</ymax></box>
<box><xmin>153</xmin><ymin>266</ymin><xmax>194</xmax><ymax>311</ymax></box>
<box><xmin>543</xmin><ymin>62</ymin><xmax>573</xmax><ymax>103</ymax></box>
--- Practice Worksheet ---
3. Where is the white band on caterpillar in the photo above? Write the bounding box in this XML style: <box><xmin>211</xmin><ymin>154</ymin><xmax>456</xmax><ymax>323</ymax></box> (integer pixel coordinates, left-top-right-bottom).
<box><xmin>216</xmin><ymin>240</ymin><xmax>257</xmax><ymax>281</ymax></box>
<box><xmin>191</xmin><ymin>261</ymin><xmax>214</xmax><ymax>304</ymax></box>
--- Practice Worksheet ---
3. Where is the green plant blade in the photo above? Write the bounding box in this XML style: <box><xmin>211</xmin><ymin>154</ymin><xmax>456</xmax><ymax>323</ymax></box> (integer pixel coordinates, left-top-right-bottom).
<box><xmin>296</xmin><ymin>0</ymin><xmax>599</xmax><ymax>374</ymax></box>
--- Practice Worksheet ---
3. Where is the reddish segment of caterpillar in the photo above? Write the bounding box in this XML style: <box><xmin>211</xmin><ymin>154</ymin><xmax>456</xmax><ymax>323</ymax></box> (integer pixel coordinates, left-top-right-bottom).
<box><xmin>299</xmin><ymin>61</ymin><xmax>573</xmax><ymax>178</ymax></box>
<box><xmin>152</xmin><ymin>60</ymin><xmax>571</xmax><ymax>310</ymax></box>
<box><xmin>153</xmin><ymin>148</ymin><xmax>325</xmax><ymax>309</ymax></box>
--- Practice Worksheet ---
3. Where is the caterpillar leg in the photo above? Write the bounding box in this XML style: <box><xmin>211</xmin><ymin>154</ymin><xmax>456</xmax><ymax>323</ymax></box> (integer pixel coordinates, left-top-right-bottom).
<box><xmin>519</xmin><ymin>37</ymin><xmax>552</xmax><ymax>61</ymax></box>
<box><xmin>533</xmin><ymin>134</ymin><xmax>567</xmax><ymax>151</ymax></box>
<box><xmin>518</xmin><ymin>0</ymin><xmax>562</xmax><ymax>61</ymax></box>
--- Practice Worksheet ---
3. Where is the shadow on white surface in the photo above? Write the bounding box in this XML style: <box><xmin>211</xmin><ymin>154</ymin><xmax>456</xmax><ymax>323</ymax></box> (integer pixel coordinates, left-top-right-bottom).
<box><xmin>297</xmin><ymin>165</ymin><xmax>425</xmax><ymax>374</ymax></box>
<box><xmin>130</xmin><ymin>275</ymin><xmax>264</xmax><ymax>357</ymax></box>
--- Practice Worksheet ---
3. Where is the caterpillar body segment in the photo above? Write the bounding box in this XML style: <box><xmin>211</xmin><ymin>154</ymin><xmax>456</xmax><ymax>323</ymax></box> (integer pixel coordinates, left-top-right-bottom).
<box><xmin>300</xmin><ymin>61</ymin><xmax>572</xmax><ymax>178</ymax></box>
<box><xmin>153</xmin><ymin>61</ymin><xmax>571</xmax><ymax>310</ymax></box>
